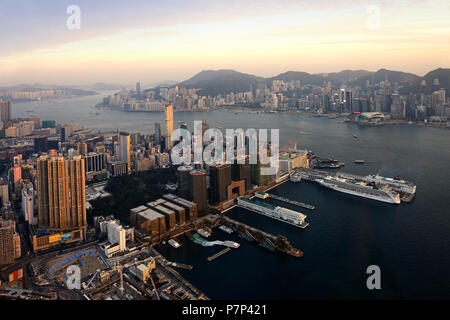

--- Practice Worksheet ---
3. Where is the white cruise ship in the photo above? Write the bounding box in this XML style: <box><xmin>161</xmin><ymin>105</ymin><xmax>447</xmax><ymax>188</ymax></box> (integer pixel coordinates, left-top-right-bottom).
<box><xmin>317</xmin><ymin>176</ymin><xmax>400</xmax><ymax>204</ymax></box>
<box><xmin>365</xmin><ymin>175</ymin><xmax>416</xmax><ymax>194</ymax></box>
<box><xmin>237</xmin><ymin>197</ymin><xmax>309</xmax><ymax>228</ymax></box>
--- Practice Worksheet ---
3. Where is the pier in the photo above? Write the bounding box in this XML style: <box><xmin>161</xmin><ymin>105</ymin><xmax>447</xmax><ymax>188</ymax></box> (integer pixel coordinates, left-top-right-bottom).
<box><xmin>267</xmin><ymin>193</ymin><xmax>315</xmax><ymax>210</ymax></box>
<box><xmin>207</xmin><ymin>248</ymin><xmax>231</xmax><ymax>262</ymax></box>
<box><xmin>166</xmin><ymin>261</ymin><xmax>194</xmax><ymax>271</ymax></box>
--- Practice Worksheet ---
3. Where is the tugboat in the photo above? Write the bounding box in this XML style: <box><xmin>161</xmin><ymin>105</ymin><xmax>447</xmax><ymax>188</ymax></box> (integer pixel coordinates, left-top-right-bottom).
<box><xmin>168</xmin><ymin>239</ymin><xmax>181</xmax><ymax>248</ymax></box>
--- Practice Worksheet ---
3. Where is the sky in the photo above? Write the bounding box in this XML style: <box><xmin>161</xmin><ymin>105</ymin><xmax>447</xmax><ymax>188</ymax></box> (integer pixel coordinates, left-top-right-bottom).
<box><xmin>0</xmin><ymin>0</ymin><xmax>449</xmax><ymax>86</ymax></box>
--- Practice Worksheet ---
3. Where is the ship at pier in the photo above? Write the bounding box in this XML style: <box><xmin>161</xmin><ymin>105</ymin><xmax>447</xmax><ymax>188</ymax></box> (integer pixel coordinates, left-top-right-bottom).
<box><xmin>316</xmin><ymin>176</ymin><xmax>401</xmax><ymax>204</ymax></box>
<box><xmin>237</xmin><ymin>197</ymin><xmax>309</xmax><ymax>228</ymax></box>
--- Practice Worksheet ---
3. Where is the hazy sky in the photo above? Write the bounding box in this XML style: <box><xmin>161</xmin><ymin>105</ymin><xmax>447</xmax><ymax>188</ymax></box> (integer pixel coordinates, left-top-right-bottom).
<box><xmin>1</xmin><ymin>0</ymin><xmax>449</xmax><ymax>86</ymax></box>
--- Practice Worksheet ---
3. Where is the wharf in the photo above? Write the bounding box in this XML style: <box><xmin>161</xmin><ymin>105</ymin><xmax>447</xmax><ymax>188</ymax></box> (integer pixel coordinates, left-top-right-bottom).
<box><xmin>268</xmin><ymin>193</ymin><xmax>315</xmax><ymax>210</ymax></box>
<box><xmin>207</xmin><ymin>248</ymin><xmax>231</xmax><ymax>262</ymax></box>
<box><xmin>167</xmin><ymin>261</ymin><xmax>194</xmax><ymax>271</ymax></box>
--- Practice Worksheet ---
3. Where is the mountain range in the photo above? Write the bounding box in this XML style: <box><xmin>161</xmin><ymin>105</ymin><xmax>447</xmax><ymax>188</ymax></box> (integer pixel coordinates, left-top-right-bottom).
<box><xmin>173</xmin><ymin>68</ymin><xmax>450</xmax><ymax>97</ymax></box>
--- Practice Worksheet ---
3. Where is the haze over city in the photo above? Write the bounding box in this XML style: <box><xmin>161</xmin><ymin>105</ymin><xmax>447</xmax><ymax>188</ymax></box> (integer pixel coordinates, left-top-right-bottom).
<box><xmin>1</xmin><ymin>0</ymin><xmax>449</xmax><ymax>86</ymax></box>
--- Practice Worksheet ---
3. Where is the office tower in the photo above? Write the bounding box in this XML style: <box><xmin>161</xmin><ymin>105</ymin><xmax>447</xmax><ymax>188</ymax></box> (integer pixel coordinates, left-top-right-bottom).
<box><xmin>0</xmin><ymin>183</ymin><xmax>9</xmax><ymax>204</ymax></box>
<box><xmin>190</xmin><ymin>169</ymin><xmax>207</xmax><ymax>212</ymax></box>
<box><xmin>154</xmin><ymin>123</ymin><xmax>162</xmax><ymax>145</ymax></box>
<box><xmin>136</xmin><ymin>81</ymin><xmax>141</xmax><ymax>95</ymax></box>
<box><xmin>131</xmin><ymin>132</ymin><xmax>141</xmax><ymax>145</ymax></box>
<box><xmin>85</xmin><ymin>152</ymin><xmax>105</xmax><ymax>174</ymax></box>
<box><xmin>345</xmin><ymin>91</ymin><xmax>353</xmax><ymax>113</ymax></box>
<box><xmin>1</xmin><ymin>100</ymin><xmax>12</xmax><ymax>123</ymax></box>
<box><xmin>209</xmin><ymin>163</ymin><xmax>232</xmax><ymax>204</ymax></box>
<box><xmin>34</xmin><ymin>136</ymin><xmax>49</xmax><ymax>153</ymax></box>
<box><xmin>0</xmin><ymin>220</ymin><xmax>21</xmax><ymax>265</ymax></box>
<box><xmin>37</xmin><ymin>155</ymin><xmax>86</xmax><ymax>231</ymax></box>
<box><xmin>77</xmin><ymin>141</ymin><xmax>88</xmax><ymax>155</ymax></box>
<box><xmin>60</xmin><ymin>126</ymin><xmax>68</xmax><ymax>142</ymax></box>
<box><xmin>164</xmin><ymin>104</ymin><xmax>174</xmax><ymax>150</ymax></box>
<box><xmin>22</xmin><ymin>183</ymin><xmax>34</xmax><ymax>225</ymax></box>
<box><xmin>69</xmin><ymin>155</ymin><xmax>87</xmax><ymax>228</ymax></box>
<box><xmin>232</xmin><ymin>159</ymin><xmax>252</xmax><ymax>191</ymax></box>
<box><xmin>118</xmin><ymin>132</ymin><xmax>131</xmax><ymax>172</ymax></box>
<box><xmin>384</xmin><ymin>71</ymin><xmax>392</xmax><ymax>113</ymax></box>
<box><xmin>177</xmin><ymin>165</ymin><xmax>193</xmax><ymax>199</ymax></box>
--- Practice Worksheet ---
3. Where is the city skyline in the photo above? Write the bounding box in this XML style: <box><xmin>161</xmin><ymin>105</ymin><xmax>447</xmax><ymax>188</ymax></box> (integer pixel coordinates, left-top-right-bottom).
<box><xmin>1</xmin><ymin>0</ymin><xmax>449</xmax><ymax>86</ymax></box>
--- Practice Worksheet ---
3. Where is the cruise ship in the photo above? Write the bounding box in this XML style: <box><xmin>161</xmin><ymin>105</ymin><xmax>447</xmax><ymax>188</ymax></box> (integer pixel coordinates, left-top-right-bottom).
<box><xmin>237</xmin><ymin>197</ymin><xmax>309</xmax><ymax>228</ymax></box>
<box><xmin>317</xmin><ymin>176</ymin><xmax>400</xmax><ymax>204</ymax></box>
<box><xmin>365</xmin><ymin>175</ymin><xmax>416</xmax><ymax>194</ymax></box>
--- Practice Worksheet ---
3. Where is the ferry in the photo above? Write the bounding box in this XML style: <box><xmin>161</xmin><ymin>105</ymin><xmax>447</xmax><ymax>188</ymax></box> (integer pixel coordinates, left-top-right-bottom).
<box><xmin>197</xmin><ymin>229</ymin><xmax>211</xmax><ymax>238</ymax></box>
<box><xmin>168</xmin><ymin>239</ymin><xmax>181</xmax><ymax>248</ymax></box>
<box><xmin>219</xmin><ymin>225</ymin><xmax>233</xmax><ymax>234</ymax></box>
<box><xmin>237</xmin><ymin>197</ymin><xmax>309</xmax><ymax>228</ymax></box>
<box><xmin>223</xmin><ymin>241</ymin><xmax>240</xmax><ymax>248</ymax></box>
<box><xmin>316</xmin><ymin>176</ymin><xmax>400</xmax><ymax>204</ymax></box>
<box><xmin>354</xmin><ymin>160</ymin><xmax>365</xmax><ymax>164</ymax></box>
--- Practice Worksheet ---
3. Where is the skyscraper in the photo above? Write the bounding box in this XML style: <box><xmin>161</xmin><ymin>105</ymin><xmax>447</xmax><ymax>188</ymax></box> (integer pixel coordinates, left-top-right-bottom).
<box><xmin>69</xmin><ymin>155</ymin><xmax>87</xmax><ymax>228</ymax></box>
<box><xmin>164</xmin><ymin>104</ymin><xmax>174</xmax><ymax>150</ymax></box>
<box><xmin>118</xmin><ymin>132</ymin><xmax>131</xmax><ymax>172</ymax></box>
<box><xmin>136</xmin><ymin>81</ymin><xmax>141</xmax><ymax>95</ymax></box>
<box><xmin>37</xmin><ymin>155</ymin><xmax>86</xmax><ymax>231</ymax></box>
<box><xmin>209</xmin><ymin>163</ymin><xmax>232</xmax><ymax>204</ymax></box>
<box><xmin>190</xmin><ymin>169</ymin><xmax>207</xmax><ymax>212</ymax></box>
<box><xmin>1</xmin><ymin>100</ymin><xmax>12</xmax><ymax>123</ymax></box>
<box><xmin>0</xmin><ymin>220</ymin><xmax>21</xmax><ymax>265</ymax></box>
<box><xmin>154</xmin><ymin>122</ymin><xmax>162</xmax><ymax>145</ymax></box>
<box><xmin>22</xmin><ymin>183</ymin><xmax>34</xmax><ymax>225</ymax></box>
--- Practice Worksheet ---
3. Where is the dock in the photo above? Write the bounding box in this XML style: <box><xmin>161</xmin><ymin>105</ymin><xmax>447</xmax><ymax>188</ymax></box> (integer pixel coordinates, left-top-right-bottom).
<box><xmin>207</xmin><ymin>248</ymin><xmax>231</xmax><ymax>262</ymax></box>
<box><xmin>166</xmin><ymin>261</ymin><xmax>194</xmax><ymax>270</ymax></box>
<box><xmin>267</xmin><ymin>193</ymin><xmax>315</xmax><ymax>210</ymax></box>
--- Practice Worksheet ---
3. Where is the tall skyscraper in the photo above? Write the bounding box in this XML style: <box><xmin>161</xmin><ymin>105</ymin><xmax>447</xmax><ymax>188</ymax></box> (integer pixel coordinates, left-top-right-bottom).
<box><xmin>0</xmin><ymin>220</ymin><xmax>21</xmax><ymax>265</ymax></box>
<box><xmin>69</xmin><ymin>155</ymin><xmax>87</xmax><ymax>228</ymax></box>
<box><xmin>118</xmin><ymin>132</ymin><xmax>131</xmax><ymax>172</ymax></box>
<box><xmin>22</xmin><ymin>183</ymin><xmax>34</xmax><ymax>225</ymax></box>
<box><xmin>190</xmin><ymin>169</ymin><xmax>207</xmax><ymax>212</ymax></box>
<box><xmin>209</xmin><ymin>163</ymin><xmax>232</xmax><ymax>204</ymax></box>
<box><xmin>1</xmin><ymin>100</ymin><xmax>12</xmax><ymax>123</ymax></box>
<box><xmin>37</xmin><ymin>155</ymin><xmax>86</xmax><ymax>231</ymax></box>
<box><xmin>136</xmin><ymin>81</ymin><xmax>141</xmax><ymax>95</ymax></box>
<box><xmin>154</xmin><ymin>122</ymin><xmax>162</xmax><ymax>145</ymax></box>
<box><xmin>164</xmin><ymin>104</ymin><xmax>174</xmax><ymax>150</ymax></box>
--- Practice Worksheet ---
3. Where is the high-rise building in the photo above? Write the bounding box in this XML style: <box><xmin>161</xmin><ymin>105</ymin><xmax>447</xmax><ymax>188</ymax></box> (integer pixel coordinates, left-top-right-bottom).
<box><xmin>154</xmin><ymin>123</ymin><xmax>162</xmax><ymax>145</ymax></box>
<box><xmin>136</xmin><ymin>81</ymin><xmax>141</xmax><ymax>95</ymax></box>
<box><xmin>37</xmin><ymin>155</ymin><xmax>86</xmax><ymax>231</ymax></box>
<box><xmin>69</xmin><ymin>155</ymin><xmax>87</xmax><ymax>228</ymax></box>
<box><xmin>0</xmin><ymin>220</ymin><xmax>21</xmax><ymax>265</ymax></box>
<box><xmin>164</xmin><ymin>104</ymin><xmax>174</xmax><ymax>150</ymax></box>
<box><xmin>209</xmin><ymin>163</ymin><xmax>232</xmax><ymax>204</ymax></box>
<box><xmin>118</xmin><ymin>132</ymin><xmax>131</xmax><ymax>172</ymax></box>
<box><xmin>190</xmin><ymin>169</ymin><xmax>207</xmax><ymax>212</ymax></box>
<box><xmin>34</xmin><ymin>136</ymin><xmax>49</xmax><ymax>153</ymax></box>
<box><xmin>22</xmin><ymin>183</ymin><xmax>34</xmax><ymax>225</ymax></box>
<box><xmin>1</xmin><ymin>100</ymin><xmax>12</xmax><ymax>123</ymax></box>
<box><xmin>177</xmin><ymin>165</ymin><xmax>193</xmax><ymax>199</ymax></box>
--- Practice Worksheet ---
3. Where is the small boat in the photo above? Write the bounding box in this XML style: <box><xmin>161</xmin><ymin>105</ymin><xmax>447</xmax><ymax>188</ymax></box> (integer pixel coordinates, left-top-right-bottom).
<box><xmin>219</xmin><ymin>225</ymin><xmax>233</xmax><ymax>234</ymax></box>
<box><xmin>223</xmin><ymin>241</ymin><xmax>240</xmax><ymax>248</ymax></box>
<box><xmin>197</xmin><ymin>229</ymin><xmax>211</xmax><ymax>238</ymax></box>
<box><xmin>353</xmin><ymin>135</ymin><xmax>358</xmax><ymax>138</ymax></box>
<box><xmin>354</xmin><ymin>160</ymin><xmax>365</xmax><ymax>164</ymax></box>
<box><xmin>168</xmin><ymin>239</ymin><xmax>181</xmax><ymax>248</ymax></box>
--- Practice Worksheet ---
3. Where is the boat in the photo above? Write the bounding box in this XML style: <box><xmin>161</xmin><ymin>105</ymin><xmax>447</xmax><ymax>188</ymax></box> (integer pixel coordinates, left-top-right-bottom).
<box><xmin>197</xmin><ymin>229</ymin><xmax>211</xmax><ymax>238</ymax></box>
<box><xmin>289</xmin><ymin>173</ymin><xmax>302</xmax><ymax>182</ymax></box>
<box><xmin>254</xmin><ymin>191</ymin><xmax>269</xmax><ymax>199</ymax></box>
<box><xmin>354</xmin><ymin>160</ymin><xmax>365</xmax><ymax>164</ymax></box>
<box><xmin>365</xmin><ymin>174</ymin><xmax>416</xmax><ymax>194</ymax></box>
<box><xmin>316</xmin><ymin>176</ymin><xmax>400</xmax><ymax>204</ymax></box>
<box><xmin>237</xmin><ymin>197</ymin><xmax>309</xmax><ymax>228</ymax></box>
<box><xmin>168</xmin><ymin>239</ymin><xmax>181</xmax><ymax>248</ymax></box>
<box><xmin>218</xmin><ymin>225</ymin><xmax>233</xmax><ymax>234</ymax></box>
<box><xmin>353</xmin><ymin>135</ymin><xmax>358</xmax><ymax>138</ymax></box>
<box><xmin>223</xmin><ymin>241</ymin><xmax>240</xmax><ymax>248</ymax></box>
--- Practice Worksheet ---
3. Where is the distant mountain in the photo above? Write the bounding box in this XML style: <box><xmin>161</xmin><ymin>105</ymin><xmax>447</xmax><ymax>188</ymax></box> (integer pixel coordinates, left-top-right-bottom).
<box><xmin>178</xmin><ymin>70</ymin><xmax>264</xmax><ymax>96</ymax></box>
<box><xmin>324</xmin><ymin>70</ymin><xmax>373</xmax><ymax>83</ymax></box>
<box><xmin>349</xmin><ymin>68</ymin><xmax>420</xmax><ymax>88</ymax></box>
<box><xmin>267</xmin><ymin>71</ymin><xmax>333</xmax><ymax>86</ymax></box>
<box><xmin>90</xmin><ymin>82</ymin><xmax>123</xmax><ymax>90</ymax></box>
<box><xmin>423</xmin><ymin>68</ymin><xmax>450</xmax><ymax>92</ymax></box>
